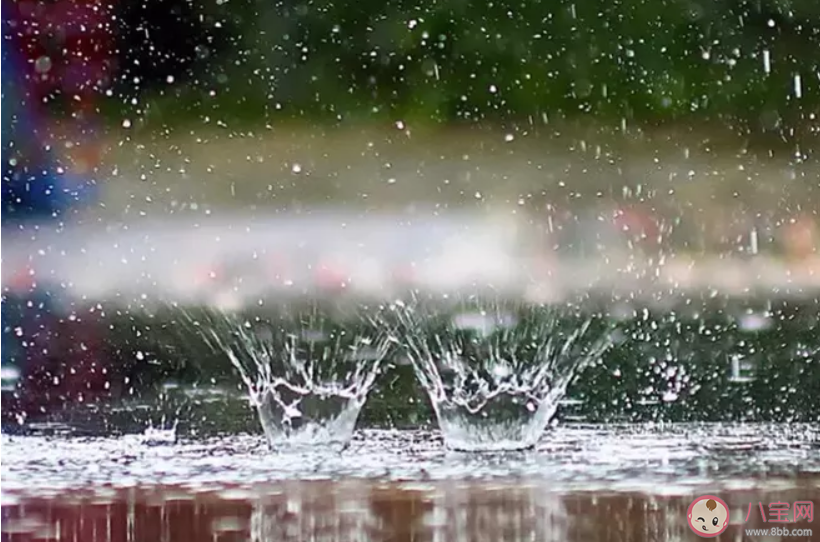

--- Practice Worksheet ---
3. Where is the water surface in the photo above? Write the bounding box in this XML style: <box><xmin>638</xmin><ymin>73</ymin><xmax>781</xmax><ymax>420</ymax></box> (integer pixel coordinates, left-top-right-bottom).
<box><xmin>4</xmin><ymin>424</ymin><xmax>819</xmax><ymax>541</ymax></box>
<box><xmin>4</xmin><ymin>424</ymin><xmax>818</xmax><ymax>491</ymax></box>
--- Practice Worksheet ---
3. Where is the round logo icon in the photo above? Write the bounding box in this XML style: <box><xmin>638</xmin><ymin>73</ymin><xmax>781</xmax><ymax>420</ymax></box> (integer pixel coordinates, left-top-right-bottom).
<box><xmin>687</xmin><ymin>495</ymin><xmax>730</xmax><ymax>538</ymax></box>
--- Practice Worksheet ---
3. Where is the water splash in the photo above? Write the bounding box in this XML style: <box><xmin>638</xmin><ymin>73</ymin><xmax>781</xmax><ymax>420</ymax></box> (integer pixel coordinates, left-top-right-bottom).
<box><xmin>180</xmin><ymin>304</ymin><xmax>395</xmax><ymax>450</ymax></box>
<box><xmin>140</xmin><ymin>423</ymin><xmax>178</xmax><ymax>446</ymax></box>
<box><xmin>385</xmin><ymin>297</ymin><xmax>613</xmax><ymax>451</ymax></box>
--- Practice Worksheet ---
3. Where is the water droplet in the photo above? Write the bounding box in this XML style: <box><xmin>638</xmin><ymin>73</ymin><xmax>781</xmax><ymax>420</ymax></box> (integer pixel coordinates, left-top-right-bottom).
<box><xmin>34</xmin><ymin>56</ymin><xmax>52</xmax><ymax>74</ymax></box>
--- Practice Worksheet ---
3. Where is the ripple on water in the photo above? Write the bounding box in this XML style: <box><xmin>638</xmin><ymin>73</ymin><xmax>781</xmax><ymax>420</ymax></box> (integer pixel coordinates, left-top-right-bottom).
<box><xmin>2</xmin><ymin>423</ymin><xmax>819</xmax><ymax>495</ymax></box>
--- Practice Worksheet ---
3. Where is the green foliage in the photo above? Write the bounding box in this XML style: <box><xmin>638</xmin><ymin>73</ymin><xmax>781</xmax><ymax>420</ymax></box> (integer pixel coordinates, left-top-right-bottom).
<box><xmin>116</xmin><ymin>0</ymin><xmax>820</xmax><ymax>130</ymax></box>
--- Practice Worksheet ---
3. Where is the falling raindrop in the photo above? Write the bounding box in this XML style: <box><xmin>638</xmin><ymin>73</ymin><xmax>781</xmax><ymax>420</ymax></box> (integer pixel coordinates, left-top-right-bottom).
<box><xmin>793</xmin><ymin>74</ymin><xmax>802</xmax><ymax>99</ymax></box>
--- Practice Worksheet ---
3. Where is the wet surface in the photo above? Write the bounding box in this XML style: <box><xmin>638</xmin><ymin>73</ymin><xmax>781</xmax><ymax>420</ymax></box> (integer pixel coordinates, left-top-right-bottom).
<box><xmin>2</xmin><ymin>478</ymin><xmax>819</xmax><ymax>542</ymax></box>
<box><xmin>3</xmin><ymin>424</ymin><xmax>819</xmax><ymax>541</ymax></box>
<box><xmin>4</xmin><ymin>424</ymin><xmax>819</xmax><ymax>491</ymax></box>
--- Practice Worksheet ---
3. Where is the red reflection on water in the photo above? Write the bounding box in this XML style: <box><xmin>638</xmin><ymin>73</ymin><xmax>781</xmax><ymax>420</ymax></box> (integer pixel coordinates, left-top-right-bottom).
<box><xmin>2</xmin><ymin>480</ymin><xmax>818</xmax><ymax>542</ymax></box>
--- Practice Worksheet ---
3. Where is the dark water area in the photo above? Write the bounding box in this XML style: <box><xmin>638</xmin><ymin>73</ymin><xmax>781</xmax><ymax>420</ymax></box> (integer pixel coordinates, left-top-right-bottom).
<box><xmin>3</xmin><ymin>296</ymin><xmax>819</xmax><ymax>435</ymax></box>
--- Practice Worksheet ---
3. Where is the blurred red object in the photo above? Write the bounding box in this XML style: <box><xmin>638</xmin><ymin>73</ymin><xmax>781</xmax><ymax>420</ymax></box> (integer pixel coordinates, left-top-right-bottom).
<box><xmin>781</xmin><ymin>214</ymin><xmax>818</xmax><ymax>261</ymax></box>
<box><xmin>8</xmin><ymin>0</ymin><xmax>116</xmax><ymax>113</ymax></box>
<box><xmin>612</xmin><ymin>205</ymin><xmax>661</xmax><ymax>247</ymax></box>
<box><xmin>6</xmin><ymin>0</ymin><xmax>116</xmax><ymax>182</ymax></box>
<box><xmin>3</xmin><ymin>264</ymin><xmax>38</xmax><ymax>293</ymax></box>
<box><xmin>315</xmin><ymin>260</ymin><xmax>349</xmax><ymax>291</ymax></box>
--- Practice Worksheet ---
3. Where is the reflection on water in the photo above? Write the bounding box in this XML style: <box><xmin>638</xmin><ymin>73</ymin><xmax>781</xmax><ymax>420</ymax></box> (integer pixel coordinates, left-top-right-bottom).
<box><xmin>3</xmin><ymin>422</ymin><xmax>818</xmax><ymax>541</ymax></box>
<box><xmin>3</xmin><ymin>479</ymin><xmax>819</xmax><ymax>542</ymax></box>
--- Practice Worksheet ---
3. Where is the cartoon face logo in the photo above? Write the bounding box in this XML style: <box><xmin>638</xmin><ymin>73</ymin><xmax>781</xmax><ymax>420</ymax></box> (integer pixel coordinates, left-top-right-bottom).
<box><xmin>687</xmin><ymin>495</ymin><xmax>729</xmax><ymax>538</ymax></box>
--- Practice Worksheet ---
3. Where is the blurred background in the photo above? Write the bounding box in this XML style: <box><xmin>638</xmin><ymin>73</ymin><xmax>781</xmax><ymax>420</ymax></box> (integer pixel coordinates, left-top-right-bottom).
<box><xmin>3</xmin><ymin>0</ymin><xmax>820</xmax><ymax>228</ymax></box>
<box><xmin>2</xmin><ymin>0</ymin><xmax>820</xmax><ymax>432</ymax></box>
